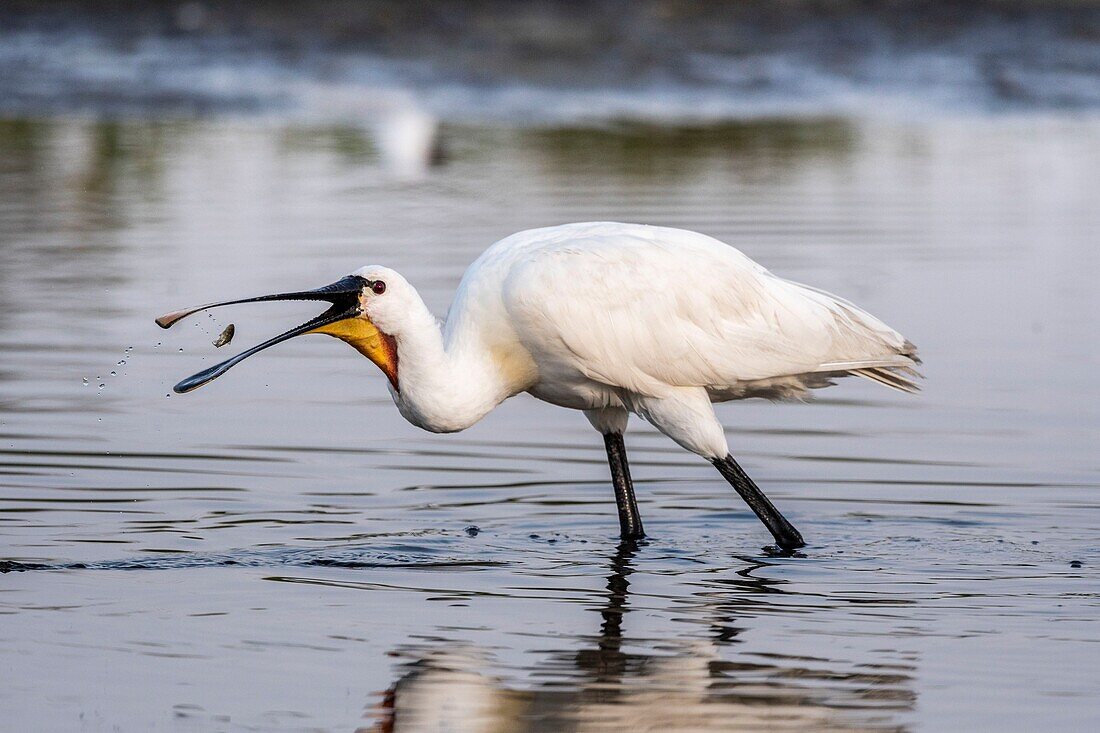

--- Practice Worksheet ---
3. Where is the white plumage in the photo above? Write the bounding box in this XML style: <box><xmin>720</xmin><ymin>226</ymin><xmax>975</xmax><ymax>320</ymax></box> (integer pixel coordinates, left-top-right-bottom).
<box><xmin>362</xmin><ymin>222</ymin><xmax>918</xmax><ymax>455</ymax></box>
<box><xmin>493</xmin><ymin>222</ymin><xmax>918</xmax><ymax>402</ymax></box>
<box><xmin>164</xmin><ymin>221</ymin><xmax>920</xmax><ymax>548</ymax></box>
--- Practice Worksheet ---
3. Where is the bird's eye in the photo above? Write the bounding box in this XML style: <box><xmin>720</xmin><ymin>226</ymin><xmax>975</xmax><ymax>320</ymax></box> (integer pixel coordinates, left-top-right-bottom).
<box><xmin>371</xmin><ymin>280</ymin><xmax>386</xmax><ymax>295</ymax></box>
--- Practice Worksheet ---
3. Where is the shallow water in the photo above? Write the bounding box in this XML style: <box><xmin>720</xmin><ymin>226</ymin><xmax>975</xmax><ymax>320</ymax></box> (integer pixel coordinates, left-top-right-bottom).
<box><xmin>1</xmin><ymin>115</ymin><xmax>1099</xmax><ymax>731</ymax></box>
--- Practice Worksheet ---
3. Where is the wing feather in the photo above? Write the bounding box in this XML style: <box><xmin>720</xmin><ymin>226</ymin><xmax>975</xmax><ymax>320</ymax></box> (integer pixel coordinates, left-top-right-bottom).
<box><xmin>499</xmin><ymin>224</ymin><xmax>919</xmax><ymax>397</ymax></box>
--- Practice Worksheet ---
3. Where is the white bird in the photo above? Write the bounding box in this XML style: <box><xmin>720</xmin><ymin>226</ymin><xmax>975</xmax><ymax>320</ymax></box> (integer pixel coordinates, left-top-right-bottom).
<box><xmin>157</xmin><ymin>222</ymin><xmax>920</xmax><ymax>550</ymax></box>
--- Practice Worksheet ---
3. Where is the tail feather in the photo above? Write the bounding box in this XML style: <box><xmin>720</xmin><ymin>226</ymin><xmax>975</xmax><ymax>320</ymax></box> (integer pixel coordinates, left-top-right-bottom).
<box><xmin>902</xmin><ymin>340</ymin><xmax>922</xmax><ymax>365</ymax></box>
<box><xmin>811</xmin><ymin>352</ymin><xmax>923</xmax><ymax>395</ymax></box>
<box><xmin>852</xmin><ymin>366</ymin><xmax>921</xmax><ymax>394</ymax></box>
<box><xmin>783</xmin><ymin>279</ymin><xmax>922</xmax><ymax>395</ymax></box>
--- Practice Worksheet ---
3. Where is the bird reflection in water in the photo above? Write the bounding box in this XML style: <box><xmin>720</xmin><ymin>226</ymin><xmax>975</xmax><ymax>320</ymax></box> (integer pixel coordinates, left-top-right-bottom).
<box><xmin>363</xmin><ymin>543</ymin><xmax>915</xmax><ymax>732</ymax></box>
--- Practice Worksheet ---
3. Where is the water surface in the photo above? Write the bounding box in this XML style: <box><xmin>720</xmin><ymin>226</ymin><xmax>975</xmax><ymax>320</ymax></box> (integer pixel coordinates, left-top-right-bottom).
<box><xmin>1</xmin><ymin>115</ymin><xmax>1098</xmax><ymax>731</ymax></box>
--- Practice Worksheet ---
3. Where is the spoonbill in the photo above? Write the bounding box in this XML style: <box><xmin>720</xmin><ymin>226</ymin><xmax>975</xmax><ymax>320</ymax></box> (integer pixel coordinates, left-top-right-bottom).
<box><xmin>157</xmin><ymin>222</ymin><xmax>919</xmax><ymax>550</ymax></box>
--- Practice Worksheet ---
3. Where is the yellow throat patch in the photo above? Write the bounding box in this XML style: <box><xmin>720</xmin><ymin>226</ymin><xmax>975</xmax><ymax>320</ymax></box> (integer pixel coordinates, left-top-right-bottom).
<box><xmin>310</xmin><ymin>316</ymin><xmax>399</xmax><ymax>390</ymax></box>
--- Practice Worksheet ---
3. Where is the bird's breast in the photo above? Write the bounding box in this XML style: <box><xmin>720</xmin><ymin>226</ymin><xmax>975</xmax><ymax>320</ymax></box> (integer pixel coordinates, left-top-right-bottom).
<box><xmin>526</xmin><ymin>370</ymin><xmax>623</xmax><ymax>412</ymax></box>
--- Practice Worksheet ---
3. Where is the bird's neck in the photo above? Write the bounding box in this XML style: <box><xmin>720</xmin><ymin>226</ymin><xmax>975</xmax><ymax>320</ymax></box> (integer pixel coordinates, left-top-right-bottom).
<box><xmin>386</xmin><ymin>295</ymin><xmax>530</xmax><ymax>433</ymax></box>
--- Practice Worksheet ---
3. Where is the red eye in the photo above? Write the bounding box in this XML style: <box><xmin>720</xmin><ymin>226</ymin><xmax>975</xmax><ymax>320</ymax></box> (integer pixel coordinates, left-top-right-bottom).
<box><xmin>371</xmin><ymin>280</ymin><xmax>386</xmax><ymax>295</ymax></box>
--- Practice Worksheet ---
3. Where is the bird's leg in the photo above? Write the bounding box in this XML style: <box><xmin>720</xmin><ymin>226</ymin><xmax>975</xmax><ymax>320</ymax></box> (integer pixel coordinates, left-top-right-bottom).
<box><xmin>603</xmin><ymin>432</ymin><xmax>645</xmax><ymax>540</ymax></box>
<box><xmin>712</xmin><ymin>455</ymin><xmax>804</xmax><ymax>550</ymax></box>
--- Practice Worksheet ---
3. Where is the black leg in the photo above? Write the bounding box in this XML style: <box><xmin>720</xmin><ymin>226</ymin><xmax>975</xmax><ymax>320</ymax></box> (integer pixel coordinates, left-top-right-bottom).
<box><xmin>712</xmin><ymin>454</ymin><xmax>804</xmax><ymax>550</ymax></box>
<box><xmin>603</xmin><ymin>432</ymin><xmax>645</xmax><ymax>540</ymax></box>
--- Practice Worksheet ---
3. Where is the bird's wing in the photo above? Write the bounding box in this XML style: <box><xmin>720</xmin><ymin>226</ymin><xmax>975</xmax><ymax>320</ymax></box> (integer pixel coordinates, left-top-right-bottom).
<box><xmin>501</xmin><ymin>226</ymin><xmax>917</xmax><ymax>397</ymax></box>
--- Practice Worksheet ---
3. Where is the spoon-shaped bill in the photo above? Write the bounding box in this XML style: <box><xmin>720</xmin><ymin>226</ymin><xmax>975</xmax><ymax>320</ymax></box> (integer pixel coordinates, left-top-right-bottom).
<box><xmin>173</xmin><ymin>304</ymin><xmax>358</xmax><ymax>393</ymax></box>
<box><xmin>155</xmin><ymin>275</ymin><xmax>368</xmax><ymax>329</ymax></box>
<box><xmin>161</xmin><ymin>275</ymin><xmax>368</xmax><ymax>394</ymax></box>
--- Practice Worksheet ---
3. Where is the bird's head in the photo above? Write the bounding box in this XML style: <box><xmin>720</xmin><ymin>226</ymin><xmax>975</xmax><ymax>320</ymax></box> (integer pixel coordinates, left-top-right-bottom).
<box><xmin>157</xmin><ymin>266</ymin><xmax>408</xmax><ymax>394</ymax></box>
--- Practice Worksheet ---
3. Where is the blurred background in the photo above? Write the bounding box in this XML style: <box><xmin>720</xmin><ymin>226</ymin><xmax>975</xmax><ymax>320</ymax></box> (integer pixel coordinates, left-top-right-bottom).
<box><xmin>4</xmin><ymin>0</ymin><xmax>1100</xmax><ymax>122</ymax></box>
<box><xmin>1</xmin><ymin>2</ymin><xmax>1098</xmax><ymax>731</ymax></box>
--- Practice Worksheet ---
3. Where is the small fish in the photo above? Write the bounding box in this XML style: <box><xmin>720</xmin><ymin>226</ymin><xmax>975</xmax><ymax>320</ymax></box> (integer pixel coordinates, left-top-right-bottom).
<box><xmin>213</xmin><ymin>324</ymin><xmax>235</xmax><ymax>348</ymax></box>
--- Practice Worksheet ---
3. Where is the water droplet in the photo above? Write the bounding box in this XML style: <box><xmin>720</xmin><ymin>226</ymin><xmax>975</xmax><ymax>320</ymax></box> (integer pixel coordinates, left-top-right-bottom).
<box><xmin>117</xmin><ymin>360</ymin><xmax>126</xmax><ymax>366</ymax></box>
<box><xmin>110</xmin><ymin>371</ymin><xmax>116</xmax><ymax>377</ymax></box>
<box><xmin>98</xmin><ymin>383</ymin><xmax>105</xmax><ymax>389</ymax></box>
<box><xmin>165</xmin><ymin>393</ymin><xmax>171</xmax><ymax>398</ymax></box>
<box><xmin>154</xmin><ymin>342</ymin><xmax>161</xmax><ymax>348</ymax></box>
<box><xmin>178</xmin><ymin>348</ymin><xmax>184</xmax><ymax>352</ymax></box>
<box><xmin>82</xmin><ymin>377</ymin><xmax>89</xmax><ymax>386</ymax></box>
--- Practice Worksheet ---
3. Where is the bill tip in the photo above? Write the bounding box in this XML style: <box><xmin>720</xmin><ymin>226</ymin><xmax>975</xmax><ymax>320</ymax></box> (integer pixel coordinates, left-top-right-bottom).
<box><xmin>172</xmin><ymin>378</ymin><xmax>201</xmax><ymax>394</ymax></box>
<box><xmin>155</xmin><ymin>311</ymin><xmax>186</xmax><ymax>329</ymax></box>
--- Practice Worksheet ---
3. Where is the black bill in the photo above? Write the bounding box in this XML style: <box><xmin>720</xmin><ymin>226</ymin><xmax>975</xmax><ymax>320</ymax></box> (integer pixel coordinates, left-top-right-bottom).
<box><xmin>156</xmin><ymin>275</ymin><xmax>367</xmax><ymax>394</ymax></box>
